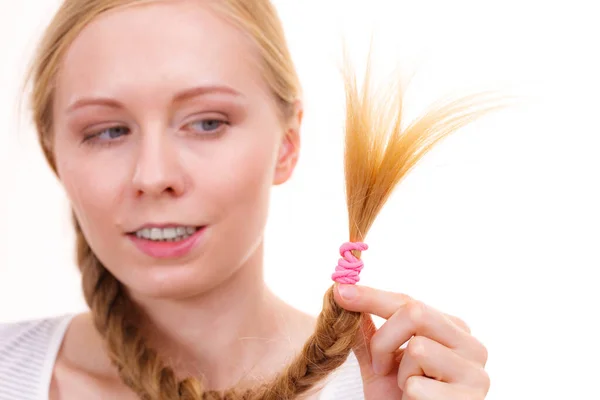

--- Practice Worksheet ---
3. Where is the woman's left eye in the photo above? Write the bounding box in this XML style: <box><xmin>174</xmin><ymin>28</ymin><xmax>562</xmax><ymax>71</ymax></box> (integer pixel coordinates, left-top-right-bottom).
<box><xmin>185</xmin><ymin>119</ymin><xmax>228</xmax><ymax>135</ymax></box>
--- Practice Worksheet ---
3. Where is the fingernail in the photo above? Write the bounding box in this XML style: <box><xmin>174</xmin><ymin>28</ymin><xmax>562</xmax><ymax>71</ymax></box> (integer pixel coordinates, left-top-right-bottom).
<box><xmin>338</xmin><ymin>284</ymin><xmax>358</xmax><ymax>300</ymax></box>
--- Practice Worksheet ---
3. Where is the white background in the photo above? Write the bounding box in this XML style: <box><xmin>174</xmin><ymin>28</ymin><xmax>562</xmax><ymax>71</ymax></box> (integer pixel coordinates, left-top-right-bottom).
<box><xmin>1</xmin><ymin>1</ymin><xmax>599</xmax><ymax>399</ymax></box>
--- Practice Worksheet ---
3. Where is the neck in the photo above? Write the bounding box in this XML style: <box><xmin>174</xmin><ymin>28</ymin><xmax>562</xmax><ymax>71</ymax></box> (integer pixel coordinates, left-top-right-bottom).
<box><xmin>125</xmin><ymin>242</ymin><xmax>316</xmax><ymax>390</ymax></box>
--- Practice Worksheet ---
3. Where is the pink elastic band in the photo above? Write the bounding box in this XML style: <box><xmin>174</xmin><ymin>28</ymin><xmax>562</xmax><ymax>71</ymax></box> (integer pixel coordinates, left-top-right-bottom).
<box><xmin>331</xmin><ymin>242</ymin><xmax>368</xmax><ymax>284</ymax></box>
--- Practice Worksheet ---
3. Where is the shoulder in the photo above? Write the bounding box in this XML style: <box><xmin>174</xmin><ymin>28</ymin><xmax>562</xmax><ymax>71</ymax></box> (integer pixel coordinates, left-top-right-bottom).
<box><xmin>319</xmin><ymin>351</ymin><xmax>364</xmax><ymax>400</ymax></box>
<box><xmin>0</xmin><ymin>314</ymin><xmax>75</xmax><ymax>400</ymax></box>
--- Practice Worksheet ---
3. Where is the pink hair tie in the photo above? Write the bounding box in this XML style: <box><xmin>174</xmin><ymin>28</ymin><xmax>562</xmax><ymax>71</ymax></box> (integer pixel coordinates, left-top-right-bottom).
<box><xmin>331</xmin><ymin>242</ymin><xmax>368</xmax><ymax>284</ymax></box>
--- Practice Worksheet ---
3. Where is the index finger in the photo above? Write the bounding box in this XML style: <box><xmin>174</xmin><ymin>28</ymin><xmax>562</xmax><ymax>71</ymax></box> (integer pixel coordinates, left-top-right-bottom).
<box><xmin>334</xmin><ymin>284</ymin><xmax>471</xmax><ymax>332</ymax></box>
<box><xmin>334</xmin><ymin>283</ymin><xmax>410</xmax><ymax>319</ymax></box>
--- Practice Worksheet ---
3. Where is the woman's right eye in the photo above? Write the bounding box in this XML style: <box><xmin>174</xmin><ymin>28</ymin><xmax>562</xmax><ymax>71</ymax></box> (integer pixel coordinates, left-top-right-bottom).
<box><xmin>83</xmin><ymin>126</ymin><xmax>130</xmax><ymax>146</ymax></box>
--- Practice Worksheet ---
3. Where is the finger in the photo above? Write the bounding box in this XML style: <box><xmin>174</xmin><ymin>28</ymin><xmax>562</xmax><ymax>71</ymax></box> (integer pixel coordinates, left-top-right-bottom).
<box><xmin>397</xmin><ymin>336</ymin><xmax>490</xmax><ymax>391</ymax></box>
<box><xmin>401</xmin><ymin>376</ymin><xmax>489</xmax><ymax>400</ymax></box>
<box><xmin>444</xmin><ymin>314</ymin><xmax>471</xmax><ymax>334</ymax></box>
<box><xmin>334</xmin><ymin>284</ymin><xmax>471</xmax><ymax>334</ymax></box>
<box><xmin>353</xmin><ymin>313</ymin><xmax>406</xmax><ymax>379</ymax></box>
<box><xmin>352</xmin><ymin>315</ymin><xmax>406</xmax><ymax>396</ymax></box>
<box><xmin>334</xmin><ymin>283</ymin><xmax>412</xmax><ymax>319</ymax></box>
<box><xmin>352</xmin><ymin>313</ymin><xmax>377</xmax><ymax>377</ymax></box>
<box><xmin>370</xmin><ymin>300</ymin><xmax>485</xmax><ymax>375</ymax></box>
<box><xmin>334</xmin><ymin>285</ymin><xmax>486</xmax><ymax>369</ymax></box>
<box><xmin>352</xmin><ymin>314</ymin><xmax>404</xmax><ymax>375</ymax></box>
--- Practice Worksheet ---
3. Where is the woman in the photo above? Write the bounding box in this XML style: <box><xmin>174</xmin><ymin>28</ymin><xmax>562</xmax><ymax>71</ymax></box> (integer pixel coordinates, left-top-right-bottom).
<box><xmin>0</xmin><ymin>0</ymin><xmax>493</xmax><ymax>399</ymax></box>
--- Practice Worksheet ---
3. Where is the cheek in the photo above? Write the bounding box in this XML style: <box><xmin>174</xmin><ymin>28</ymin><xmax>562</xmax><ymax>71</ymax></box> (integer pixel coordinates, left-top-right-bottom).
<box><xmin>200</xmin><ymin>131</ymin><xmax>279</xmax><ymax>227</ymax></box>
<box><xmin>214</xmin><ymin>141</ymin><xmax>276</xmax><ymax>208</ymax></box>
<box><xmin>55</xmin><ymin>148</ymin><xmax>125</xmax><ymax>238</ymax></box>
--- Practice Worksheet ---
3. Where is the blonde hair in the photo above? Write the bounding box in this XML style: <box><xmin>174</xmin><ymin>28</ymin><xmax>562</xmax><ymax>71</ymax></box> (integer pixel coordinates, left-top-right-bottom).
<box><xmin>25</xmin><ymin>0</ymin><xmax>509</xmax><ymax>398</ymax></box>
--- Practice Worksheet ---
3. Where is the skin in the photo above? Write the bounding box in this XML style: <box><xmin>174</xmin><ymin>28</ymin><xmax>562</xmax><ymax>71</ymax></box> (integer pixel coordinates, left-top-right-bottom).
<box><xmin>47</xmin><ymin>1</ymin><xmax>489</xmax><ymax>399</ymax></box>
<box><xmin>334</xmin><ymin>285</ymin><xmax>490</xmax><ymax>400</ymax></box>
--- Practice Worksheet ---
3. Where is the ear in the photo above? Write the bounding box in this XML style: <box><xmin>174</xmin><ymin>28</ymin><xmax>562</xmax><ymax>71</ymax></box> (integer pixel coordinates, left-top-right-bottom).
<box><xmin>273</xmin><ymin>101</ymin><xmax>303</xmax><ymax>186</ymax></box>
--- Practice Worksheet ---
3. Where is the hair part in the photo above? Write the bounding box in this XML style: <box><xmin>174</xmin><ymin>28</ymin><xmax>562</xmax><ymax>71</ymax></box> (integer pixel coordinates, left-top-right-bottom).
<box><xmin>26</xmin><ymin>0</ymin><xmax>511</xmax><ymax>398</ymax></box>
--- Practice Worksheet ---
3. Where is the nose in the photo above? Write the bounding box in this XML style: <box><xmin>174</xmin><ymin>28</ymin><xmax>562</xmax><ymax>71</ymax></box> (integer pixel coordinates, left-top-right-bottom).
<box><xmin>131</xmin><ymin>127</ymin><xmax>186</xmax><ymax>198</ymax></box>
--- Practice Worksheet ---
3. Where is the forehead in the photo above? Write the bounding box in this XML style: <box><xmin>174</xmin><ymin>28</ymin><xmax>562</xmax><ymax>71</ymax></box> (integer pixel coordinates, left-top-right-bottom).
<box><xmin>55</xmin><ymin>1</ymin><xmax>265</xmax><ymax>107</ymax></box>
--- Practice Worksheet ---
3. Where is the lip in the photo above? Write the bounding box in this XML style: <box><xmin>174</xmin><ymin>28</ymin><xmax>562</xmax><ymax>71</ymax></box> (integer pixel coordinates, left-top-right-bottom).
<box><xmin>127</xmin><ymin>226</ymin><xmax>207</xmax><ymax>259</ymax></box>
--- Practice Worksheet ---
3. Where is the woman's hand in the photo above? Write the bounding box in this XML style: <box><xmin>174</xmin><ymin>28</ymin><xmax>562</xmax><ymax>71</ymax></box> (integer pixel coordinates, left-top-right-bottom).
<box><xmin>334</xmin><ymin>284</ymin><xmax>490</xmax><ymax>400</ymax></box>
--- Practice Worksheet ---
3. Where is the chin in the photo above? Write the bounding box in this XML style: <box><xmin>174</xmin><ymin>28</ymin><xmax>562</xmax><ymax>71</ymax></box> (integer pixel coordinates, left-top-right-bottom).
<box><xmin>123</xmin><ymin>260</ymin><xmax>232</xmax><ymax>300</ymax></box>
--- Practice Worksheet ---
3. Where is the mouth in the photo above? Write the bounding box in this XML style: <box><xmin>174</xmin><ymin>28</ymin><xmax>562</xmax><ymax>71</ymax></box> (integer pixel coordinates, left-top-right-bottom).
<box><xmin>126</xmin><ymin>225</ymin><xmax>208</xmax><ymax>259</ymax></box>
<box><xmin>127</xmin><ymin>225</ymin><xmax>204</xmax><ymax>243</ymax></box>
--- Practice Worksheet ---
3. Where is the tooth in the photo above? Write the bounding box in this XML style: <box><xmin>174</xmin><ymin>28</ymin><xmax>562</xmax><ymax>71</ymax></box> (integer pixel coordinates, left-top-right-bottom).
<box><xmin>176</xmin><ymin>227</ymin><xmax>186</xmax><ymax>236</ymax></box>
<box><xmin>163</xmin><ymin>227</ymin><xmax>177</xmax><ymax>239</ymax></box>
<box><xmin>141</xmin><ymin>228</ymin><xmax>152</xmax><ymax>238</ymax></box>
<box><xmin>150</xmin><ymin>228</ymin><xmax>162</xmax><ymax>240</ymax></box>
<box><xmin>186</xmin><ymin>226</ymin><xmax>196</xmax><ymax>235</ymax></box>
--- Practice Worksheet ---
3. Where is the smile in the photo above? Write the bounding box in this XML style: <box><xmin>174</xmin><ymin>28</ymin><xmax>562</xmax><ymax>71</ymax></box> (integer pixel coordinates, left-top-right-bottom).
<box><xmin>128</xmin><ymin>226</ymin><xmax>207</xmax><ymax>259</ymax></box>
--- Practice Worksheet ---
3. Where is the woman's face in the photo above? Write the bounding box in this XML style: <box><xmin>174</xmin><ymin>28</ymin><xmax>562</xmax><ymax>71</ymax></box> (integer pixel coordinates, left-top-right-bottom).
<box><xmin>52</xmin><ymin>0</ymin><xmax>300</xmax><ymax>299</ymax></box>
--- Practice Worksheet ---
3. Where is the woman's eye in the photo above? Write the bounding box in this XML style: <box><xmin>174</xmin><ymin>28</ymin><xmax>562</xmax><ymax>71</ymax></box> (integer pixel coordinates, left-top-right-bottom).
<box><xmin>186</xmin><ymin>119</ymin><xmax>227</xmax><ymax>134</ymax></box>
<box><xmin>84</xmin><ymin>126</ymin><xmax>130</xmax><ymax>143</ymax></box>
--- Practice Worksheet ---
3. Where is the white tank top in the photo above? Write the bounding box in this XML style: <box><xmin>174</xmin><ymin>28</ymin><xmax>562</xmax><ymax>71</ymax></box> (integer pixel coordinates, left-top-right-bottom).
<box><xmin>0</xmin><ymin>315</ymin><xmax>364</xmax><ymax>400</ymax></box>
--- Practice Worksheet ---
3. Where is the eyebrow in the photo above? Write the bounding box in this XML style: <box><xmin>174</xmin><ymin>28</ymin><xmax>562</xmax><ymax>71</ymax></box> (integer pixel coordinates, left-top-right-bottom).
<box><xmin>65</xmin><ymin>85</ymin><xmax>244</xmax><ymax>113</ymax></box>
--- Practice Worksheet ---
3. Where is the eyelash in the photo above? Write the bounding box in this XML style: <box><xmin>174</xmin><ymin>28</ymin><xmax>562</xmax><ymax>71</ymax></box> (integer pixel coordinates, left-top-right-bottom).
<box><xmin>81</xmin><ymin>118</ymin><xmax>230</xmax><ymax>147</ymax></box>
